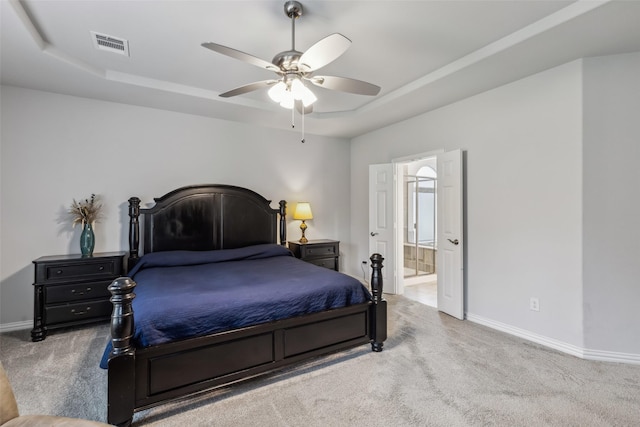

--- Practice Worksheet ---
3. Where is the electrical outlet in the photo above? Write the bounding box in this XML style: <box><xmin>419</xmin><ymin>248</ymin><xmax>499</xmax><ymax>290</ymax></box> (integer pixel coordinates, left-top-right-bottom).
<box><xmin>530</xmin><ymin>297</ymin><xmax>540</xmax><ymax>312</ymax></box>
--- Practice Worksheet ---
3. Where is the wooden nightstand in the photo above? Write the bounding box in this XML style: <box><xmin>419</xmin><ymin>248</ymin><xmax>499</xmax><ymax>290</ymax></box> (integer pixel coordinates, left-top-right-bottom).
<box><xmin>31</xmin><ymin>251</ymin><xmax>126</xmax><ymax>342</ymax></box>
<box><xmin>288</xmin><ymin>239</ymin><xmax>339</xmax><ymax>271</ymax></box>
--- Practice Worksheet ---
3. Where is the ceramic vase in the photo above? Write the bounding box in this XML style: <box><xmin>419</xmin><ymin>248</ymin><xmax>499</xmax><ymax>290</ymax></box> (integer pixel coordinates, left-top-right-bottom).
<box><xmin>80</xmin><ymin>222</ymin><xmax>95</xmax><ymax>256</ymax></box>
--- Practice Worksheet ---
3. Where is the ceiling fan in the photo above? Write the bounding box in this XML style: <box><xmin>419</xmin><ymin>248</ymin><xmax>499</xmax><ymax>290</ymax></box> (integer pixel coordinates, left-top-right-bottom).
<box><xmin>201</xmin><ymin>1</ymin><xmax>381</xmax><ymax>113</ymax></box>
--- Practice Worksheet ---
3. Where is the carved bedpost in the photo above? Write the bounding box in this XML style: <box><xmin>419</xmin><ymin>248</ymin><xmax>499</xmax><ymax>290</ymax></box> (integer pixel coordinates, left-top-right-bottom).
<box><xmin>107</xmin><ymin>277</ymin><xmax>136</xmax><ymax>427</ymax></box>
<box><xmin>369</xmin><ymin>253</ymin><xmax>387</xmax><ymax>352</ymax></box>
<box><xmin>279</xmin><ymin>200</ymin><xmax>287</xmax><ymax>246</ymax></box>
<box><xmin>128</xmin><ymin>197</ymin><xmax>140</xmax><ymax>271</ymax></box>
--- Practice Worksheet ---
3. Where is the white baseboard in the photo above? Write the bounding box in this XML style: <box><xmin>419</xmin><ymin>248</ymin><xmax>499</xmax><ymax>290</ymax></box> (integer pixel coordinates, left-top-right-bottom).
<box><xmin>0</xmin><ymin>320</ymin><xmax>32</xmax><ymax>333</ymax></box>
<box><xmin>467</xmin><ymin>312</ymin><xmax>640</xmax><ymax>365</ymax></box>
<box><xmin>581</xmin><ymin>348</ymin><xmax>640</xmax><ymax>365</ymax></box>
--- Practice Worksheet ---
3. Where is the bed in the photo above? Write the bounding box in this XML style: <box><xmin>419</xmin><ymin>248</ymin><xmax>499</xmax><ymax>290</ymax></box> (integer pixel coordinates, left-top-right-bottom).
<box><xmin>106</xmin><ymin>184</ymin><xmax>386</xmax><ymax>426</ymax></box>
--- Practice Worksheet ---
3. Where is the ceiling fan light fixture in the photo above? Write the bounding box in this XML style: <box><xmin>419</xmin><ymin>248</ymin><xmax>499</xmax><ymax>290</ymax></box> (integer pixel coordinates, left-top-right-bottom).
<box><xmin>268</xmin><ymin>81</ymin><xmax>288</xmax><ymax>103</ymax></box>
<box><xmin>290</xmin><ymin>78</ymin><xmax>317</xmax><ymax>107</ymax></box>
<box><xmin>269</xmin><ymin>77</ymin><xmax>316</xmax><ymax>109</ymax></box>
<box><xmin>300</xmin><ymin>85</ymin><xmax>317</xmax><ymax>107</ymax></box>
<box><xmin>290</xmin><ymin>78</ymin><xmax>305</xmax><ymax>99</ymax></box>
<box><xmin>280</xmin><ymin>96</ymin><xmax>295</xmax><ymax>109</ymax></box>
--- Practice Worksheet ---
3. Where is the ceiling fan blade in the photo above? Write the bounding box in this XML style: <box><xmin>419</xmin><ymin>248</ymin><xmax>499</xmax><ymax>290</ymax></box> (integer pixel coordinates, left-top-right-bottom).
<box><xmin>220</xmin><ymin>80</ymin><xmax>278</xmax><ymax>98</ymax></box>
<box><xmin>308</xmin><ymin>76</ymin><xmax>381</xmax><ymax>96</ymax></box>
<box><xmin>298</xmin><ymin>33</ymin><xmax>351</xmax><ymax>72</ymax></box>
<box><xmin>202</xmin><ymin>42</ymin><xmax>279</xmax><ymax>72</ymax></box>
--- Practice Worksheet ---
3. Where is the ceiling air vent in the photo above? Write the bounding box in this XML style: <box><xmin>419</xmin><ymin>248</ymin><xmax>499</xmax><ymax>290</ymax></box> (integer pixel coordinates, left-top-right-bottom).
<box><xmin>90</xmin><ymin>31</ymin><xmax>130</xmax><ymax>56</ymax></box>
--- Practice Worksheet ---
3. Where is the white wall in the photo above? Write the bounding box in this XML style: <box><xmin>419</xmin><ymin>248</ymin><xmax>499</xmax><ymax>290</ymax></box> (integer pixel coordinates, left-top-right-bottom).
<box><xmin>0</xmin><ymin>86</ymin><xmax>351</xmax><ymax>326</ymax></box>
<box><xmin>582</xmin><ymin>52</ymin><xmax>640</xmax><ymax>355</ymax></box>
<box><xmin>350</xmin><ymin>60</ymin><xmax>585</xmax><ymax>348</ymax></box>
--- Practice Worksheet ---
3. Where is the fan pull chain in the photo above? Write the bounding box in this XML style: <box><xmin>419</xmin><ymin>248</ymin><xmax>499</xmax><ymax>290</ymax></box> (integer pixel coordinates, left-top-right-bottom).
<box><xmin>301</xmin><ymin>107</ymin><xmax>305</xmax><ymax>143</ymax></box>
<box><xmin>288</xmin><ymin>104</ymin><xmax>305</xmax><ymax>143</ymax></box>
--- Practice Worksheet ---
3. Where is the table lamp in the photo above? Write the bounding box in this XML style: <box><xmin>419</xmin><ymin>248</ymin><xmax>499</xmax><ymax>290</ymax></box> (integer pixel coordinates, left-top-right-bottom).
<box><xmin>293</xmin><ymin>202</ymin><xmax>313</xmax><ymax>243</ymax></box>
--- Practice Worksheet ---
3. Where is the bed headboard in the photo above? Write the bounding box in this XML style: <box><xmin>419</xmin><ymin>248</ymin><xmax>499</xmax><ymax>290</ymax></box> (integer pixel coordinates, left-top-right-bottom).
<box><xmin>127</xmin><ymin>185</ymin><xmax>286</xmax><ymax>269</ymax></box>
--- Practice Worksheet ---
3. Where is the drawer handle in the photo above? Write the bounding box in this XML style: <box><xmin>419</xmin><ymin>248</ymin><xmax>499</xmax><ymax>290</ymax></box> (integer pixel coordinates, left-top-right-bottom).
<box><xmin>71</xmin><ymin>287</ymin><xmax>92</xmax><ymax>296</ymax></box>
<box><xmin>71</xmin><ymin>307</ymin><xmax>91</xmax><ymax>316</ymax></box>
<box><xmin>98</xmin><ymin>266</ymin><xmax>104</xmax><ymax>271</ymax></box>
<box><xmin>56</xmin><ymin>270</ymin><xmax>63</xmax><ymax>275</ymax></box>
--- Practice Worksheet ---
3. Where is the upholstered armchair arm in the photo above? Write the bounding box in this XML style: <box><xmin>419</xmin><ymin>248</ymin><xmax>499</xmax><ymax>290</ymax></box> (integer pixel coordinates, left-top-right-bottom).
<box><xmin>1</xmin><ymin>363</ymin><xmax>112</xmax><ymax>427</ymax></box>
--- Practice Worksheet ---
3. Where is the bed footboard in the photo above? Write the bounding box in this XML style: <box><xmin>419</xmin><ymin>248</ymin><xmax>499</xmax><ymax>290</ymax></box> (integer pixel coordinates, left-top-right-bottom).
<box><xmin>107</xmin><ymin>256</ymin><xmax>385</xmax><ymax>426</ymax></box>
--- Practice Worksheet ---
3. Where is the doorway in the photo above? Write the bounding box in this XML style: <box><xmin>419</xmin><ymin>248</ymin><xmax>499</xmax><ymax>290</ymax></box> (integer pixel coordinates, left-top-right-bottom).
<box><xmin>369</xmin><ymin>149</ymin><xmax>464</xmax><ymax>319</ymax></box>
<box><xmin>401</xmin><ymin>159</ymin><xmax>438</xmax><ymax>308</ymax></box>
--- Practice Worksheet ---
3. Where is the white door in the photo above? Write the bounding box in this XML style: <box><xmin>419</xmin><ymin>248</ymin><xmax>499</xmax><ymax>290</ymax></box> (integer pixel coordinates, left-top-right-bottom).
<box><xmin>436</xmin><ymin>149</ymin><xmax>464</xmax><ymax>319</ymax></box>
<box><xmin>368</xmin><ymin>164</ymin><xmax>395</xmax><ymax>294</ymax></box>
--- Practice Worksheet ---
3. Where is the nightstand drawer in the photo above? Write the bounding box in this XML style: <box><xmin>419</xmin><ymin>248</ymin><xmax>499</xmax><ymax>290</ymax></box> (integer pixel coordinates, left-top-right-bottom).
<box><xmin>288</xmin><ymin>240</ymin><xmax>339</xmax><ymax>271</ymax></box>
<box><xmin>308</xmin><ymin>257</ymin><xmax>337</xmax><ymax>270</ymax></box>
<box><xmin>46</xmin><ymin>280</ymin><xmax>112</xmax><ymax>304</ymax></box>
<box><xmin>303</xmin><ymin>244</ymin><xmax>337</xmax><ymax>258</ymax></box>
<box><xmin>45</xmin><ymin>299</ymin><xmax>112</xmax><ymax>325</ymax></box>
<box><xmin>42</xmin><ymin>260</ymin><xmax>118</xmax><ymax>283</ymax></box>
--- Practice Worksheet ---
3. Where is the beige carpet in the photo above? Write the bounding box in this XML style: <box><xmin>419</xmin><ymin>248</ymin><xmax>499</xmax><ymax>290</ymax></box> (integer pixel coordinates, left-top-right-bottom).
<box><xmin>1</xmin><ymin>295</ymin><xmax>639</xmax><ymax>426</ymax></box>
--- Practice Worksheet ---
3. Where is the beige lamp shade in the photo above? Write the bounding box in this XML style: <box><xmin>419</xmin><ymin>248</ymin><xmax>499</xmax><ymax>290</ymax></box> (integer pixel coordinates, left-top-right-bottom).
<box><xmin>293</xmin><ymin>202</ymin><xmax>313</xmax><ymax>220</ymax></box>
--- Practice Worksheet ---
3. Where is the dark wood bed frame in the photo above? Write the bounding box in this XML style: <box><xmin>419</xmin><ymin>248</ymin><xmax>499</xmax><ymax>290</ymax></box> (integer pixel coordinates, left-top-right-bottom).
<box><xmin>107</xmin><ymin>184</ymin><xmax>386</xmax><ymax>426</ymax></box>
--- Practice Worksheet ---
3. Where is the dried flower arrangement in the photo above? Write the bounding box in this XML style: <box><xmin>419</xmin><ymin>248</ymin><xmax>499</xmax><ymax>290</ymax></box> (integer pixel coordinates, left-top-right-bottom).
<box><xmin>69</xmin><ymin>194</ymin><xmax>104</xmax><ymax>226</ymax></box>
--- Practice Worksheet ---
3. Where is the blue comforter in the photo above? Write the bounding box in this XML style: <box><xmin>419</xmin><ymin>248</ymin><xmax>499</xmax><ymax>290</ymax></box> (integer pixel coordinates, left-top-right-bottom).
<box><xmin>100</xmin><ymin>244</ymin><xmax>370</xmax><ymax>368</ymax></box>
